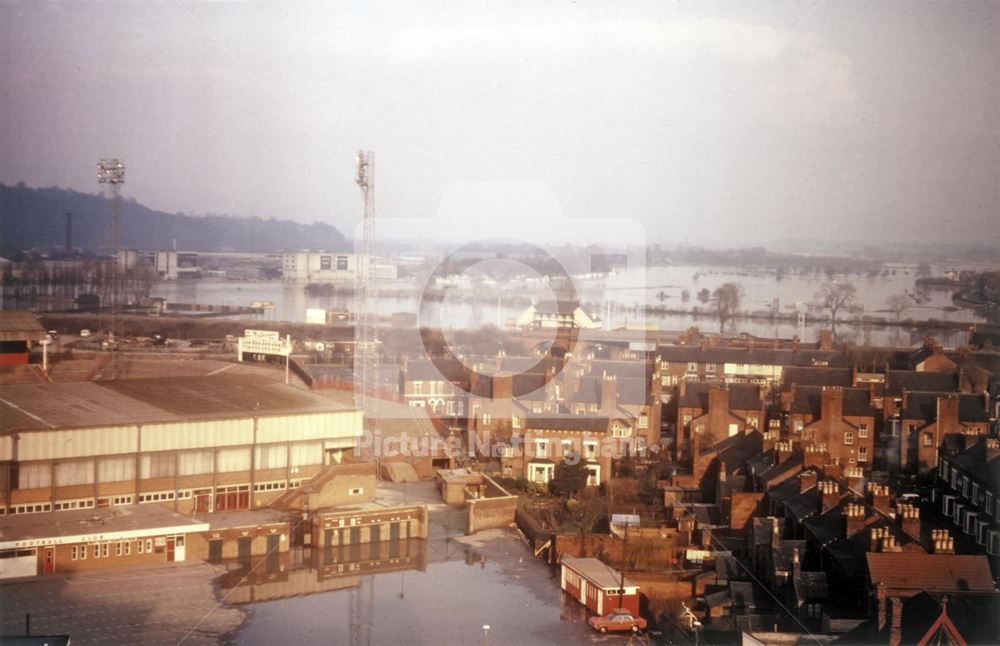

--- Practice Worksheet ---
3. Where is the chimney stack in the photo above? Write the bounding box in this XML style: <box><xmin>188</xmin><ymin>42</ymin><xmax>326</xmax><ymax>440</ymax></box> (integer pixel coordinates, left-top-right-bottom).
<box><xmin>777</xmin><ymin>440</ymin><xmax>793</xmax><ymax>464</ymax></box>
<box><xmin>800</xmin><ymin>471</ymin><xmax>818</xmax><ymax>493</ymax></box>
<box><xmin>876</xmin><ymin>582</ymin><xmax>888</xmax><ymax>631</ymax></box>
<box><xmin>897</xmin><ymin>503</ymin><xmax>921</xmax><ymax>540</ymax></box>
<box><xmin>820</xmin><ymin>387</ymin><xmax>844</xmax><ymax>422</ymax></box>
<box><xmin>708</xmin><ymin>387</ymin><xmax>730</xmax><ymax>418</ymax></box>
<box><xmin>986</xmin><ymin>438</ymin><xmax>1000</xmax><ymax>463</ymax></box>
<box><xmin>889</xmin><ymin>597</ymin><xmax>904</xmax><ymax>646</ymax></box>
<box><xmin>820</xmin><ymin>480</ymin><xmax>841</xmax><ymax>513</ymax></box>
<box><xmin>868</xmin><ymin>483</ymin><xmax>891</xmax><ymax>515</ymax></box>
<box><xmin>931</xmin><ymin>529</ymin><xmax>955</xmax><ymax>554</ymax></box>
<box><xmin>600</xmin><ymin>371</ymin><xmax>617</xmax><ymax>412</ymax></box>
<box><xmin>819</xmin><ymin>329</ymin><xmax>834</xmax><ymax>351</ymax></box>
<box><xmin>844</xmin><ymin>466</ymin><xmax>865</xmax><ymax>494</ymax></box>
<box><xmin>845</xmin><ymin>502</ymin><xmax>867</xmax><ymax>537</ymax></box>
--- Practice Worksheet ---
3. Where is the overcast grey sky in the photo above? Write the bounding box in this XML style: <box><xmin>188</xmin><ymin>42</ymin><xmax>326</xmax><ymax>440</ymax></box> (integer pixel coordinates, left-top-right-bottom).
<box><xmin>1</xmin><ymin>1</ymin><xmax>998</xmax><ymax>246</ymax></box>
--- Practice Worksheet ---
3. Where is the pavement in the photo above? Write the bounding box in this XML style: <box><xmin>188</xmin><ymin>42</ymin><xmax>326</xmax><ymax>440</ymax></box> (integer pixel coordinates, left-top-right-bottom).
<box><xmin>0</xmin><ymin>562</ymin><xmax>244</xmax><ymax>645</ymax></box>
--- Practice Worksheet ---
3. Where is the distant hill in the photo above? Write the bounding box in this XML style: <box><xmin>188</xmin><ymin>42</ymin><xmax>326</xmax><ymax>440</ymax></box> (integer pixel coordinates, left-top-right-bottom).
<box><xmin>0</xmin><ymin>183</ymin><xmax>348</xmax><ymax>254</ymax></box>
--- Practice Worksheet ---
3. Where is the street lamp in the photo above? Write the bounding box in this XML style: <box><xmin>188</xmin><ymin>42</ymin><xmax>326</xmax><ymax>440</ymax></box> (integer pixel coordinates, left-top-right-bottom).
<box><xmin>482</xmin><ymin>624</ymin><xmax>490</xmax><ymax>646</ymax></box>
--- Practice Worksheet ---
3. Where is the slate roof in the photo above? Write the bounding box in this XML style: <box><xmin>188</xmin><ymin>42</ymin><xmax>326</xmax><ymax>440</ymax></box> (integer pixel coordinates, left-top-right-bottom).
<box><xmin>678</xmin><ymin>381</ymin><xmax>763</xmax><ymax>411</ymax></box>
<box><xmin>901</xmin><ymin>392</ymin><xmax>989</xmax><ymax>423</ymax></box>
<box><xmin>948</xmin><ymin>440</ymin><xmax>1000</xmax><ymax>491</ymax></box>
<box><xmin>788</xmin><ymin>386</ymin><xmax>878</xmax><ymax>417</ymax></box>
<box><xmin>658</xmin><ymin>345</ymin><xmax>848</xmax><ymax>368</ymax></box>
<box><xmin>573</xmin><ymin>376</ymin><xmax>650</xmax><ymax>406</ymax></box>
<box><xmin>895</xmin><ymin>592</ymin><xmax>1000</xmax><ymax>646</ymax></box>
<box><xmin>782</xmin><ymin>367</ymin><xmax>853</xmax><ymax>388</ymax></box>
<box><xmin>866</xmin><ymin>553</ymin><xmax>997</xmax><ymax>593</ymax></box>
<box><xmin>793</xmin><ymin>571</ymin><xmax>829</xmax><ymax>604</ymax></box>
<box><xmin>885</xmin><ymin>370</ymin><xmax>959</xmax><ymax>396</ymax></box>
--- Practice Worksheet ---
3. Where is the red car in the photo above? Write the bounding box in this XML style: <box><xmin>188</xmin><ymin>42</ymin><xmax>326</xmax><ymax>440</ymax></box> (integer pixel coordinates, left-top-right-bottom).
<box><xmin>588</xmin><ymin>609</ymin><xmax>647</xmax><ymax>633</ymax></box>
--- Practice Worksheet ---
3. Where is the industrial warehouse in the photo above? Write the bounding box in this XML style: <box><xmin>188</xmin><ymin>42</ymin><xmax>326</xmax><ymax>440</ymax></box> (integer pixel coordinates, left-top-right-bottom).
<box><xmin>0</xmin><ymin>374</ymin><xmax>369</xmax><ymax>579</ymax></box>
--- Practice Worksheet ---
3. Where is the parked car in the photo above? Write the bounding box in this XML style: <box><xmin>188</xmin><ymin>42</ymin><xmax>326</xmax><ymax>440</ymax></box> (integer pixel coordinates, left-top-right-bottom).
<box><xmin>47</xmin><ymin>330</ymin><xmax>59</xmax><ymax>339</ymax></box>
<box><xmin>79</xmin><ymin>329</ymin><xmax>91</xmax><ymax>338</ymax></box>
<box><xmin>589</xmin><ymin>610</ymin><xmax>647</xmax><ymax>634</ymax></box>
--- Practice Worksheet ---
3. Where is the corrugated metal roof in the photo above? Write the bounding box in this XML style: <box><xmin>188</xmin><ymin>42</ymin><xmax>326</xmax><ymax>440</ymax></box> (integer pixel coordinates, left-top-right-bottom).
<box><xmin>0</xmin><ymin>374</ymin><xmax>355</xmax><ymax>433</ymax></box>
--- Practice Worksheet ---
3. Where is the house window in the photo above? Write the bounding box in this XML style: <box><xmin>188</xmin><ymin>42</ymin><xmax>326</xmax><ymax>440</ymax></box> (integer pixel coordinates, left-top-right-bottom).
<box><xmin>512</xmin><ymin>415</ymin><xmax>521</xmax><ymax>429</ymax></box>
<box><xmin>859</xmin><ymin>423</ymin><xmax>869</xmax><ymax>438</ymax></box>
<box><xmin>319</xmin><ymin>255</ymin><xmax>332</xmax><ymax>270</ymax></box>
<box><xmin>706</xmin><ymin>363</ymin><xmax>716</xmax><ymax>373</ymax></box>
<box><xmin>145</xmin><ymin>539</ymin><xmax>152</xmax><ymax>553</ymax></box>
<box><xmin>535</xmin><ymin>440</ymin><xmax>549</xmax><ymax>457</ymax></box>
<box><xmin>844</xmin><ymin>432</ymin><xmax>854</xmax><ymax>445</ymax></box>
<box><xmin>336</xmin><ymin>255</ymin><xmax>349</xmax><ymax>270</ymax></box>
<box><xmin>138</xmin><ymin>540</ymin><xmax>144</xmax><ymax>554</ymax></box>
<box><xmin>80</xmin><ymin>545</ymin><xmax>87</xmax><ymax>560</ymax></box>
<box><xmin>972</xmin><ymin>483</ymin><xmax>980</xmax><ymax>504</ymax></box>
<box><xmin>986</xmin><ymin>492</ymin><xmax>994</xmax><ymax>519</ymax></box>
<box><xmin>71</xmin><ymin>546</ymin><xmax>78</xmax><ymax>560</ymax></box>
<box><xmin>102</xmin><ymin>544</ymin><xmax>109</xmax><ymax>558</ymax></box>
<box><xmin>561</xmin><ymin>439</ymin><xmax>574</xmax><ymax>456</ymax></box>
<box><xmin>639</xmin><ymin>413</ymin><xmax>649</xmax><ymax>429</ymax></box>
<box><xmin>923</xmin><ymin>433</ymin><xmax>934</xmax><ymax>447</ymax></box>
<box><xmin>586</xmin><ymin>466</ymin><xmax>600</xmax><ymax>487</ymax></box>
<box><xmin>116</xmin><ymin>542</ymin><xmax>123</xmax><ymax>557</ymax></box>
<box><xmin>747</xmin><ymin>417</ymin><xmax>758</xmax><ymax>429</ymax></box>
<box><xmin>413</xmin><ymin>381</ymin><xmax>422</xmax><ymax>395</ymax></box>
<box><xmin>793</xmin><ymin>419</ymin><xmax>804</xmax><ymax>433</ymax></box>
<box><xmin>858</xmin><ymin>446</ymin><xmax>868</xmax><ymax>462</ymax></box>
<box><xmin>584</xmin><ymin>441</ymin><xmax>598</xmax><ymax>459</ymax></box>
<box><xmin>687</xmin><ymin>362</ymin><xmax>699</xmax><ymax>373</ymax></box>
<box><xmin>482</xmin><ymin>412</ymin><xmax>492</xmax><ymax>425</ymax></box>
<box><xmin>682</xmin><ymin>415</ymin><xmax>692</xmax><ymax>428</ymax></box>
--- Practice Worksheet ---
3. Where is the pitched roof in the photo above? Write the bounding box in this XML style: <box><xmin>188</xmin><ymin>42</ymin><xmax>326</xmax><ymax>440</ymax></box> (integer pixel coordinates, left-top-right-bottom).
<box><xmin>866</xmin><ymin>553</ymin><xmax>996</xmax><ymax>593</ymax></box>
<box><xmin>658</xmin><ymin>345</ymin><xmax>848</xmax><ymax>368</ymax></box>
<box><xmin>789</xmin><ymin>386</ymin><xmax>877</xmax><ymax>417</ymax></box>
<box><xmin>886</xmin><ymin>370</ymin><xmax>959</xmax><ymax>396</ymax></box>
<box><xmin>901</xmin><ymin>392</ymin><xmax>989</xmax><ymax>423</ymax></box>
<box><xmin>678</xmin><ymin>382</ymin><xmax>762</xmax><ymax>411</ymax></box>
<box><xmin>782</xmin><ymin>366</ymin><xmax>854</xmax><ymax>388</ymax></box>
<box><xmin>0</xmin><ymin>311</ymin><xmax>47</xmax><ymax>342</ymax></box>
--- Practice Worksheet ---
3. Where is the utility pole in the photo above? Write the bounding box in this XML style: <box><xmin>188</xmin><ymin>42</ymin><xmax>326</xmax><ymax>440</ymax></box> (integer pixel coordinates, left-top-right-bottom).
<box><xmin>97</xmin><ymin>159</ymin><xmax>125</xmax><ymax>378</ymax></box>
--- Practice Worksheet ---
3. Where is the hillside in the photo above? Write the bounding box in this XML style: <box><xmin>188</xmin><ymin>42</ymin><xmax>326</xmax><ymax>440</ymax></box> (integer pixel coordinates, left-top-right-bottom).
<box><xmin>0</xmin><ymin>183</ymin><xmax>348</xmax><ymax>254</ymax></box>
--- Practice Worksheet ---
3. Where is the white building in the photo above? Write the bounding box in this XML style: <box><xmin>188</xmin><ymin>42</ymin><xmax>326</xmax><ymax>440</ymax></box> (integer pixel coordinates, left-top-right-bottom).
<box><xmin>281</xmin><ymin>252</ymin><xmax>396</xmax><ymax>283</ymax></box>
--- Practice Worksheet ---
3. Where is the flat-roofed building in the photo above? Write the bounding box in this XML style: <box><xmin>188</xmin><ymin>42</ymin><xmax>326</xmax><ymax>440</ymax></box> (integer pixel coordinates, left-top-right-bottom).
<box><xmin>0</xmin><ymin>375</ymin><xmax>362</xmax><ymax>517</ymax></box>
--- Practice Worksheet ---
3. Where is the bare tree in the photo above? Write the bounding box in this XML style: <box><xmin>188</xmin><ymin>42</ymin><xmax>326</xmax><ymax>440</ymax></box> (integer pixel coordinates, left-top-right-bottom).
<box><xmin>885</xmin><ymin>294</ymin><xmax>910</xmax><ymax>323</ymax></box>
<box><xmin>712</xmin><ymin>282</ymin><xmax>744</xmax><ymax>333</ymax></box>
<box><xmin>812</xmin><ymin>281</ymin><xmax>860</xmax><ymax>339</ymax></box>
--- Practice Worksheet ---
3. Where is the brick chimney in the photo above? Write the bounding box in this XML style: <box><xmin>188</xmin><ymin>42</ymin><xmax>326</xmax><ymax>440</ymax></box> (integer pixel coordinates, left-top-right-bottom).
<box><xmin>600</xmin><ymin>371</ymin><xmax>618</xmax><ymax>412</ymax></box>
<box><xmin>931</xmin><ymin>528</ymin><xmax>955</xmax><ymax>554</ymax></box>
<box><xmin>800</xmin><ymin>471</ymin><xmax>818</xmax><ymax>493</ymax></box>
<box><xmin>845</xmin><ymin>502</ymin><xmax>867</xmax><ymax>537</ymax></box>
<box><xmin>844</xmin><ymin>466</ymin><xmax>865</xmax><ymax>495</ymax></box>
<box><xmin>820</xmin><ymin>480</ymin><xmax>840</xmax><ymax>513</ymax></box>
<box><xmin>897</xmin><ymin>503</ymin><xmax>921</xmax><ymax>540</ymax></box>
<box><xmin>876</xmin><ymin>582</ymin><xmax>888</xmax><ymax>631</ymax></box>
<box><xmin>493</xmin><ymin>373</ymin><xmax>513</xmax><ymax>401</ymax></box>
<box><xmin>804</xmin><ymin>444</ymin><xmax>830</xmax><ymax>470</ymax></box>
<box><xmin>889</xmin><ymin>597</ymin><xmax>903</xmax><ymax>646</ymax></box>
<box><xmin>819</xmin><ymin>329</ymin><xmax>834</xmax><ymax>351</ymax></box>
<box><xmin>936</xmin><ymin>395</ymin><xmax>960</xmax><ymax>434</ymax></box>
<box><xmin>986</xmin><ymin>437</ymin><xmax>1000</xmax><ymax>463</ymax></box>
<box><xmin>821</xmin><ymin>387</ymin><xmax>844</xmax><ymax>422</ymax></box>
<box><xmin>777</xmin><ymin>440</ymin><xmax>794</xmax><ymax>464</ymax></box>
<box><xmin>870</xmin><ymin>526</ymin><xmax>888</xmax><ymax>552</ymax></box>
<box><xmin>868</xmin><ymin>483</ymin><xmax>891</xmax><ymax>515</ymax></box>
<box><xmin>708</xmin><ymin>386</ymin><xmax>730</xmax><ymax>418</ymax></box>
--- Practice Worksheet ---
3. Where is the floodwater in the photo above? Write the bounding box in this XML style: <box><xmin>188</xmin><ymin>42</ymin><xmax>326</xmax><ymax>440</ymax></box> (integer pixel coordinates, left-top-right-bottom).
<box><xmin>231</xmin><ymin>528</ymin><xmax>623</xmax><ymax>645</ymax></box>
<box><xmin>149</xmin><ymin>261</ymin><xmax>992</xmax><ymax>347</ymax></box>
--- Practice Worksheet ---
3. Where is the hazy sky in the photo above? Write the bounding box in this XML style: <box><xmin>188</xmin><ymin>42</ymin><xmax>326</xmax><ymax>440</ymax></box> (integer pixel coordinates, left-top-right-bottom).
<box><xmin>1</xmin><ymin>1</ymin><xmax>998</xmax><ymax>246</ymax></box>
